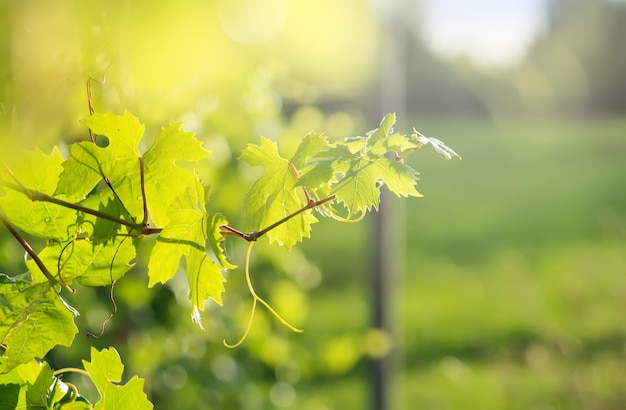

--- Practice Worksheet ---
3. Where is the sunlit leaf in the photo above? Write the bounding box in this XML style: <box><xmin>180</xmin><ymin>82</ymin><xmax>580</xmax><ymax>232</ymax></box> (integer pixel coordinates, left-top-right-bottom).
<box><xmin>0</xmin><ymin>147</ymin><xmax>78</xmax><ymax>241</ymax></box>
<box><xmin>24</xmin><ymin>236</ymin><xmax>136</xmax><ymax>287</ymax></box>
<box><xmin>207</xmin><ymin>212</ymin><xmax>237</xmax><ymax>270</ymax></box>
<box><xmin>414</xmin><ymin>130</ymin><xmax>462</xmax><ymax>160</ymax></box>
<box><xmin>0</xmin><ymin>274</ymin><xmax>78</xmax><ymax>373</ymax></box>
<box><xmin>143</xmin><ymin>122</ymin><xmax>211</xmax><ymax>227</ymax></box>
<box><xmin>299</xmin><ymin>113</ymin><xmax>422</xmax><ymax>219</ymax></box>
<box><xmin>147</xmin><ymin>178</ymin><xmax>226</xmax><ymax>327</ymax></box>
<box><xmin>240</xmin><ymin>137</ymin><xmax>318</xmax><ymax>250</ymax></box>
<box><xmin>0</xmin><ymin>359</ymin><xmax>57</xmax><ymax>408</ymax></box>
<box><xmin>82</xmin><ymin>347</ymin><xmax>153</xmax><ymax>410</ymax></box>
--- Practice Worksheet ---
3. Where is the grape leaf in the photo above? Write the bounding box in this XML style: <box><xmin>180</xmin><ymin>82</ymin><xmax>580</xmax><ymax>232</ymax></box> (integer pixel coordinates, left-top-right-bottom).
<box><xmin>55</xmin><ymin>111</ymin><xmax>144</xmax><ymax>218</ymax></box>
<box><xmin>0</xmin><ymin>359</ymin><xmax>59</xmax><ymax>408</ymax></box>
<box><xmin>290</xmin><ymin>132</ymin><xmax>332</xmax><ymax>169</ymax></box>
<box><xmin>0</xmin><ymin>274</ymin><xmax>78</xmax><ymax>373</ymax></box>
<box><xmin>413</xmin><ymin>130</ymin><xmax>463</xmax><ymax>160</ymax></box>
<box><xmin>147</xmin><ymin>178</ymin><xmax>226</xmax><ymax>328</ymax></box>
<box><xmin>142</xmin><ymin>122</ymin><xmax>211</xmax><ymax>227</ymax></box>
<box><xmin>0</xmin><ymin>147</ymin><xmax>78</xmax><ymax>241</ymax></box>
<box><xmin>207</xmin><ymin>213</ymin><xmax>237</xmax><ymax>270</ymax></box>
<box><xmin>298</xmin><ymin>114</ymin><xmax>422</xmax><ymax>219</ymax></box>
<box><xmin>239</xmin><ymin>137</ymin><xmax>318</xmax><ymax>250</ymax></box>
<box><xmin>82</xmin><ymin>347</ymin><xmax>153</xmax><ymax>410</ymax></box>
<box><xmin>24</xmin><ymin>236</ymin><xmax>136</xmax><ymax>287</ymax></box>
<box><xmin>56</xmin><ymin>113</ymin><xmax>211</xmax><ymax>230</ymax></box>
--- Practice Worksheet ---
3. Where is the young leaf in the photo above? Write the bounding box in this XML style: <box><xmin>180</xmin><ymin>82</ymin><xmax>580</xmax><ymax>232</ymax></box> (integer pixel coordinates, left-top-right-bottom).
<box><xmin>147</xmin><ymin>178</ymin><xmax>226</xmax><ymax>327</ymax></box>
<box><xmin>413</xmin><ymin>130</ymin><xmax>462</xmax><ymax>160</ymax></box>
<box><xmin>239</xmin><ymin>137</ymin><xmax>318</xmax><ymax>250</ymax></box>
<box><xmin>291</xmin><ymin>132</ymin><xmax>337</xmax><ymax>194</ymax></box>
<box><xmin>329</xmin><ymin>115</ymin><xmax>422</xmax><ymax>218</ymax></box>
<box><xmin>0</xmin><ymin>274</ymin><xmax>78</xmax><ymax>373</ymax></box>
<box><xmin>82</xmin><ymin>347</ymin><xmax>153</xmax><ymax>410</ymax></box>
<box><xmin>294</xmin><ymin>114</ymin><xmax>424</xmax><ymax>220</ymax></box>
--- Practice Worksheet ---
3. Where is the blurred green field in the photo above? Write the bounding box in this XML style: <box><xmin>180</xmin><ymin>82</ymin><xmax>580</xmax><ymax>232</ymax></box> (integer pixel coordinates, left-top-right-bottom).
<box><xmin>302</xmin><ymin>117</ymin><xmax>626</xmax><ymax>409</ymax></box>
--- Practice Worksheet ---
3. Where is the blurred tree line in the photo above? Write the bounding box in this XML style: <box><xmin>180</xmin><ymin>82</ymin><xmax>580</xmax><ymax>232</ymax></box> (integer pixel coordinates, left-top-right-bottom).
<box><xmin>396</xmin><ymin>0</ymin><xmax>626</xmax><ymax>119</ymax></box>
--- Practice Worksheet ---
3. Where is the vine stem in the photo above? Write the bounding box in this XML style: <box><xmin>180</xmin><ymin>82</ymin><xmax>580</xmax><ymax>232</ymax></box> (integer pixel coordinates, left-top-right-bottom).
<box><xmin>394</xmin><ymin>141</ymin><xmax>424</xmax><ymax>162</ymax></box>
<box><xmin>0</xmin><ymin>212</ymin><xmax>59</xmax><ymax>287</ymax></box>
<box><xmin>223</xmin><ymin>241</ymin><xmax>303</xmax><ymax>348</ymax></box>
<box><xmin>220</xmin><ymin>194</ymin><xmax>336</xmax><ymax>242</ymax></box>
<box><xmin>53</xmin><ymin>367</ymin><xmax>90</xmax><ymax>377</ymax></box>
<box><xmin>0</xmin><ymin>178</ymin><xmax>161</xmax><ymax>236</ymax></box>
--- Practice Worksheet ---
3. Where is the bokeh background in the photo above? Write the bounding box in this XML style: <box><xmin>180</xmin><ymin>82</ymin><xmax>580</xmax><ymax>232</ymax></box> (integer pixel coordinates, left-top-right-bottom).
<box><xmin>1</xmin><ymin>0</ymin><xmax>626</xmax><ymax>408</ymax></box>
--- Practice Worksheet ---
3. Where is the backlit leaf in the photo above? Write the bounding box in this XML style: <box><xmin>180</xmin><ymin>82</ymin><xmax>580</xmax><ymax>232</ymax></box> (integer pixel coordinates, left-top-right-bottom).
<box><xmin>56</xmin><ymin>111</ymin><xmax>144</xmax><ymax>216</ymax></box>
<box><xmin>0</xmin><ymin>274</ymin><xmax>78</xmax><ymax>373</ymax></box>
<box><xmin>82</xmin><ymin>347</ymin><xmax>153</xmax><ymax>410</ymax></box>
<box><xmin>0</xmin><ymin>147</ymin><xmax>78</xmax><ymax>241</ymax></box>
<box><xmin>24</xmin><ymin>236</ymin><xmax>136</xmax><ymax>287</ymax></box>
<box><xmin>143</xmin><ymin>122</ymin><xmax>211</xmax><ymax>227</ymax></box>
<box><xmin>239</xmin><ymin>137</ymin><xmax>318</xmax><ymax>250</ymax></box>
<box><xmin>147</xmin><ymin>178</ymin><xmax>226</xmax><ymax>327</ymax></box>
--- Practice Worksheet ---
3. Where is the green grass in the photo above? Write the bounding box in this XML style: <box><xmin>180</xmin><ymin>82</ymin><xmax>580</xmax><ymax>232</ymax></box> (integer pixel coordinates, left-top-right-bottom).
<box><xmin>299</xmin><ymin>117</ymin><xmax>626</xmax><ymax>408</ymax></box>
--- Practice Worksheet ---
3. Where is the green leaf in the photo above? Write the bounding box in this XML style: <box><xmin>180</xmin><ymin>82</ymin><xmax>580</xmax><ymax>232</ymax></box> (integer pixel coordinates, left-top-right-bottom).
<box><xmin>414</xmin><ymin>130</ymin><xmax>463</xmax><ymax>160</ymax></box>
<box><xmin>0</xmin><ymin>274</ymin><xmax>78</xmax><ymax>373</ymax></box>
<box><xmin>56</xmin><ymin>111</ymin><xmax>144</xmax><ymax>218</ymax></box>
<box><xmin>291</xmin><ymin>133</ymin><xmax>336</xmax><ymax>193</ymax></box>
<box><xmin>57</xmin><ymin>113</ymin><xmax>211</xmax><ymax>230</ymax></box>
<box><xmin>239</xmin><ymin>137</ymin><xmax>318</xmax><ymax>250</ymax></box>
<box><xmin>207</xmin><ymin>213</ymin><xmax>237</xmax><ymax>270</ymax></box>
<box><xmin>24</xmin><ymin>236</ymin><xmax>136</xmax><ymax>287</ymax></box>
<box><xmin>297</xmin><ymin>114</ymin><xmax>422</xmax><ymax>219</ymax></box>
<box><xmin>0</xmin><ymin>359</ymin><xmax>58</xmax><ymax>408</ymax></box>
<box><xmin>290</xmin><ymin>132</ymin><xmax>332</xmax><ymax>169</ymax></box>
<box><xmin>143</xmin><ymin>122</ymin><xmax>211</xmax><ymax>227</ymax></box>
<box><xmin>329</xmin><ymin>153</ymin><xmax>421</xmax><ymax>218</ymax></box>
<box><xmin>0</xmin><ymin>148</ymin><xmax>78</xmax><ymax>241</ymax></box>
<box><xmin>328</xmin><ymin>150</ymin><xmax>384</xmax><ymax>217</ymax></box>
<box><xmin>82</xmin><ymin>347</ymin><xmax>153</xmax><ymax>410</ymax></box>
<box><xmin>147</xmin><ymin>178</ymin><xmax>226</xmax><ymax>327</ymax></box>
<box><xmin>367</xmin><ymin>112</ymin><xmax>397</xmax><ymax>154</ymax></box>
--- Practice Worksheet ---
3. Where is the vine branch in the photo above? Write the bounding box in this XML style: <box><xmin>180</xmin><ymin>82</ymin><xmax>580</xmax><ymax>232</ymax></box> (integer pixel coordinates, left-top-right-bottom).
<box><xmin>0</xmin><ymin>178</ymin><xmax>161</xmax><ymax>236</ymax></box>
<box><xmin>0</xmin><ymin>212</ymin><xmax>58</xmax><ymax>287</ymax></box>
<box><xmin>220</xmin><ymin>194</ymin><xmax>336</xmax><ymax>242</ymax></box>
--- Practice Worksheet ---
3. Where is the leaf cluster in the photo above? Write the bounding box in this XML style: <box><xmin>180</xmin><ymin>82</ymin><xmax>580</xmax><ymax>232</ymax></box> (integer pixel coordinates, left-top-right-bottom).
<box><xmin>0</xmin><ymin>111</ymin><xmax>230</xmax><ymax>373</ymax></box>
<box><xmin>0</xmin><ymin>347</ymin><xmax>152</xmax><ymax>409</ymax></box>
<box><xmin>239</xmin><ymin>113</ymin><xmax>429</xmax><ymax>250</ymax></box>
<box><xmin>0</xmin><ymin>108</ymin><xmax>459</xmax><ymax>405</ymax></box>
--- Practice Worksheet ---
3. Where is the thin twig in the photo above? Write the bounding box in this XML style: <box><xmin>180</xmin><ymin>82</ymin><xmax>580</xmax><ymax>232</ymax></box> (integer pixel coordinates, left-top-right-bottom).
<box><xmin>395</xmin><ymin>142</ymin><xmax>424</xmax><ymax>162</ymax></box>
<box><xmin>138</xmin><ymin>157</ymin><xmax>149</xmax><ymax>226</ymax></box>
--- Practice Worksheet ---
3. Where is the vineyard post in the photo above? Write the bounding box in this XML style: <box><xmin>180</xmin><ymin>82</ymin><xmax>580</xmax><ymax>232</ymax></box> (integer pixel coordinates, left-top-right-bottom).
<box><xmin>372</xmin><ymin>0</ymin><xmax>410</xmax><ymax>408</ymax></box>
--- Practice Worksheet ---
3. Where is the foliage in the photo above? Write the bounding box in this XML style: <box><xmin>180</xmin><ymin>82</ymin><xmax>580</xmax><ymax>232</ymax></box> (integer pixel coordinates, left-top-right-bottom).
<box><xmin>0</xmin><ymin>347</ymin><xmax>151</xmax><ymax>409</ymax></box>
<box><xmin>0</xmin><ymin>110</ymin><xmax>457</xmax><ymax>405</ymax></box>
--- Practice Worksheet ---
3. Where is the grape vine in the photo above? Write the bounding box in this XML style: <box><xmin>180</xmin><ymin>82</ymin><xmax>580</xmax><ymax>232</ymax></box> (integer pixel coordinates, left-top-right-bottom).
<box><xmin>0</xmin><ymin>107</ymin><xmax>459</xmax><ymax>407</ymax></box>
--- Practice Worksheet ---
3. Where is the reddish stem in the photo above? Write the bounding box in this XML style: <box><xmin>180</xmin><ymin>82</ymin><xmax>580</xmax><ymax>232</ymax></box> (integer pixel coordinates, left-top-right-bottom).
<box><xmin>221</xmin><ymin>195</ymin><xmax>336</xmax><ymax>242</ymax></box>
